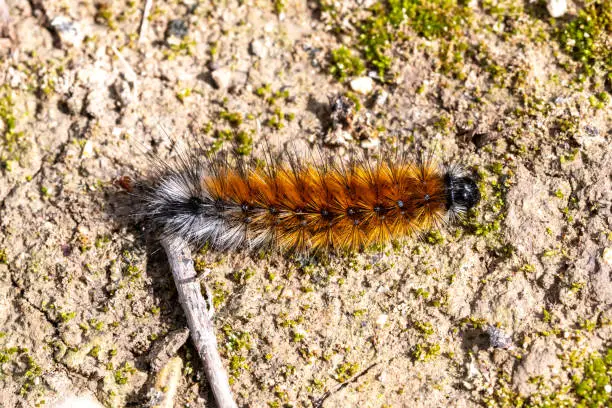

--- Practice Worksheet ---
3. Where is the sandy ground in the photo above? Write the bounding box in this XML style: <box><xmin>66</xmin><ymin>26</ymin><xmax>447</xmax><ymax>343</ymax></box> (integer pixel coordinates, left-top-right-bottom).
<box><xmin>0</xmin><ymin>0</ymin><xmax>610</xmax><ymax>407</ymax></box>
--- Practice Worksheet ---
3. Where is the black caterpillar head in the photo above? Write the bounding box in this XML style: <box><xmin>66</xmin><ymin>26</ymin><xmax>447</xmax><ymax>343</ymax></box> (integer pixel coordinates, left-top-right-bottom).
<box><xmin>444</xmin><ymin>172</ymin><xmax>481</xmax><ymax>215</ymax></box>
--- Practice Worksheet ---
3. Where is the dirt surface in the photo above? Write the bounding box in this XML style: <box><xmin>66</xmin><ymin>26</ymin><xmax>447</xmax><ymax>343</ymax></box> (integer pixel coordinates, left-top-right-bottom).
<box><xmin>0</xmin><ymin>0</ymin><xmax>610</xmax><ymax>407</ymax></box>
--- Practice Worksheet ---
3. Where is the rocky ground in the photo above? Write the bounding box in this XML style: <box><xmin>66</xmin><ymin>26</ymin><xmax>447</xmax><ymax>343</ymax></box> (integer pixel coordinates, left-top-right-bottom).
<box><xmin>0</xmin><ymin>0</ymin><xmax>610</xmax><ymax>407</ymax></box>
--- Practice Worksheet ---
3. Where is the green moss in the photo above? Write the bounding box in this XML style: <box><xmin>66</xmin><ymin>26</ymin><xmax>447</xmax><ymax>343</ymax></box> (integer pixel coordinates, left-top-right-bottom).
<box><xmin>255</xmin><ymin>83</ymin><xmax>271</xmax><ymax>97</ymax></box>
<box><xmin>335</xmin><ymin>361</ymin><xmax>360</xmax><ymax>382</ymax></box>
<box><xmin>221</xmin><ymin>324</ymin><xmax>252</xmax><ymax>353</ymax></box>
<box><xmin>95</xmin><ymin>3</ymin><xmax>118</xmax><ymax>30</ymax></box>
<box><xmin>0</xmin><ymin>86</ymin><xmax>26</xmax><ymax>168</ymax></box>
<box><xmin>19</xmin><ymin>353</ymin><xmax>42</xmax><ymax>396</ymax></box>
<box><xmin>230</xmin><ymin>267</ymin><xmax>255</xmax><ymax>284</ymax></box>
<box><xmin>578</xmin><ymin>318</ymin><xmax>596</xmax><ymax>333</ymax></box>
<box><xmin>411</xmin><ymin>342</ymin><xmax>440</xmax><ymax>362</ymax></box>
<box><xmin>413</xmin><ymin>287</ymin><xmax>430</xmax><ymax>300</ymax></box>
<box><xmin>329</xmin><ymin>46</ymin><xmax>365</xmax><ymax>81</ymax></box>
<box><xmin>572</xmin><ymin>349</ymin><xmax>611</xmax><ymax>407</ymax></box>
<box><xmin>166</xmin><ymin>37</ymin><xmax>196</xmax><ymax>58</ymax></box>
<box><xmin>0</xmin><ymin>248</ymin><xmax>6</xmax><ymax>264</ymax></box>
<box><xmin>114</xmin><ymin>362</ymin><xmax>136</xmax><ymax>385</ymax></box>
<box><xmin>88</xmin><ymin>345</ymin><xmax>100</xmax><ymax>358</ymax></box>
<box><xmin>352</xmin><ymin>309</ymin><xmax>367</xmax><ymax>317</ymax></box>
<box><xmin>59</xmin><ymin>311</ymin><xmax>76</xmax><ymax>322</ymax></box>
<box><xmin>556</xmin><ymin>2</ymin><xmax>612</xmax><ymax>83</ymax></box>
<box><xmin>413</xmin><ymin>320</ymin><xmax>434</xmax><ymax>336</ymax></box>
<box><xmin>520</xmin><ymin>264</ymin><xmax>536</xmax><ymax>273</ymax></box>
<box><xmin>425</xmin><ymin>230</ymin><xmax>445</xmax><ymax>245</ymax></box>
<box><xmin>220</xmin><ymin>111</ymin><xmax>243</xmax><ymax>127</ymax></box>
<box><xmin>211</xmin><ymin>281</ymin><xmax>229</xmax><ymax>308</ymax></box>
<box><xmin>349</xmin><ymin>0</ymin><xmax>471</xmax><ymax>77</ymax></box>
<box><xmin>484</xmin><ymin>348</ymin><xmax>611</xmax><ymax>407</ymax></box>
<box><xmin>176</xmin><ymin>87</ymin><xmax>192</xmax><ymax>103</ymax></box>
<box><xmin>273</xmin><ymin>0</ymin><xmax>285</xmax><ymax>15</ymax></box>
<box><xmin>589</xmin><ymin>92</ymin><xmax>610</xmax><ymax>109</ymax></box>
<box><xmin>234</xmin><ymin>130</ymin><xmax>253</xmax><ymax>156</ymax></box>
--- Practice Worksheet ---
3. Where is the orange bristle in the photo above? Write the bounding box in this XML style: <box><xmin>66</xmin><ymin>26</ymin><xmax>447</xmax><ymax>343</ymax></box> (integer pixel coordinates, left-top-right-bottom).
<box><xmin>202</xmin><ymin>157</ymin><xmax>447</xmax><ymax>252</ymax></box>
<box><xmin>140</xmin><ymin>149</ymin><xmax>480</xmax><ymax>253</ymax></box>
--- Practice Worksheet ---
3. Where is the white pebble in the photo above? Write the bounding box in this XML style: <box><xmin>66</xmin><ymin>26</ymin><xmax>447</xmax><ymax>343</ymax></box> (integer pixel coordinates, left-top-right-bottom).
<box><xmin>547</xmin><ymin>0</ymin><xmax>567</xmax><ymax>18</ymax></box>
<box><xmin>375</xmin><ymin>90</ymin><xmax>389</xmax><ymax>106</ymax></box>
<box><xmin>602</xmin><ymin>247</ymin><xmax>612</xmax><ymax>267</ymax></box>
<box><xmin>361</xmin><ymin>138</ymin><xmax>380</xmax><ymax>149</ymax></box>
<box><xmin>81</xmin><ymin>140</ymin><xmax>94</xmax><ymax>158</ymax></box>
<box><xmin>350</xmin><ymin>76</ymin><xmax>374</xmax><ymax>94</ymax></box>
<box><xmin>376</xmin><ymin>314</ymin><xmax>388</xmax><ymax>327</ymax></box>
<box><xmin>250</xmin><ymin>39</ymin><xmax>268</xmax><ymax>59</ymax></box>
<box><xmin>211</xmin><ymin>68</ymin><xmax>232</xmax><ymax>90</ymax></box>
<box><xmin>50</xmin><ymin>16</ymin><xmax>84</xmax><ymax>47</ymax></box>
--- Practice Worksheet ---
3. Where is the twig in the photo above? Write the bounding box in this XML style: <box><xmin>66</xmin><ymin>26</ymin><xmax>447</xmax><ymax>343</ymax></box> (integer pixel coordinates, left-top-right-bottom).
<box><xmin>139</xmin><ymin>0</ymin><xmax>153</xmax><ymax>43</ymax></box>
<box><xmin>161</xmin><ymin>237</ymin><xmax>237</xmax><ymax>408</ymax></box>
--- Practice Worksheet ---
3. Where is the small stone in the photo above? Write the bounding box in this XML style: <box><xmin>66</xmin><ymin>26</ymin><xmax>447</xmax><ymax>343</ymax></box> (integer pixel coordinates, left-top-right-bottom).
<box><xmin>211</xmin><ymin>68</ymin><xmax>232</xmax><ymax>90</ymax></box>
<box><xmin>112</xmin><ymin>78</ymin><xmax>135</xmax><ymax>108</ymax></box>
<box><xmin>602</xmin><ymin>247</ymin><xmax>612</xmax><ymax>267</ymax></box>
<box><xmin>375</xmin><ymin>314</ymin><xmax>388</xmax><ymax>327</ymax></box>
<box><xmin>324</xmin><ymin>128</ymin><xmax>352</xmax><ymax>146</ymax></box>
<box><xmin>149</xmin><ymin>328</ymin><xmax>190</xmax><ymax>371</ymax></box>
<box><xmin>360</xmin><ymin>138</ymin><xmax>380</xmax><ymax>149</ymax></box>
<box><xmin>84</xmin><ymin>89</ymin><xmax>106</xmax><ymax>118</ymax></box>
<box><xmin>375</xmin><ymin>90</ymin><xmax>389</xmax><ymax>106</ymax></box>
<box><xmin>485</xmin><ymin>325</ymin><xmax>513</xmax><ymax>349</ymax></box>
<box><xmin>329</xmin><ymin>94</ymin><xmax>355</xmax><ymax>130</ymax></box>
<box><xmin>50</xmin><ymin>16</ymin><xmax>83</xmax><ymax>47</ymax></box>
<box><xmin>250</xmin><ymin>39</ymin><xmax>268</xmax><ymax>59</ymax></box>
<box><xmin>350</xmin><ymin>76</ymin><xmax>374</xmax><ymax>94</ymax></box>
<box><xmin>605</xmin><ymin>384</ymin><xmax>611</xmax><ymax>393</ymax></box>
<box><xmin>547</xmin><ymin>0</ymin><xmax>567</xmax><ymax>18</ymax></box>
<box><xmin>81</xmin><ymin>140</ymin><xmax>94</xmax><ymax>158</ymax></box>
<box><xmin>166</xmin><ymin>19</ymin><xmax>189</xmax><ymax>40</ymax></box>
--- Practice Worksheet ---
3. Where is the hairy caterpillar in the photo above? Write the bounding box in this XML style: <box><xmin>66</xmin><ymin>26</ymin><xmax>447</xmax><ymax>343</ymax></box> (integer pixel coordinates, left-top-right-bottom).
<box><xmin>136</xmin><ymin>148</ymin><xmax>480</xmax><ymax>253</ymax></box>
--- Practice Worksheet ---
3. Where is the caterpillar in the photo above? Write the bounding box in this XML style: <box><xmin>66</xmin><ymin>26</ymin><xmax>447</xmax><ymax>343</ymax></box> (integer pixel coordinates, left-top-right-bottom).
<box><xmin>136</xmin><ymin>148</ymin><xmax>480</xmax><ymax>253</ymax></box>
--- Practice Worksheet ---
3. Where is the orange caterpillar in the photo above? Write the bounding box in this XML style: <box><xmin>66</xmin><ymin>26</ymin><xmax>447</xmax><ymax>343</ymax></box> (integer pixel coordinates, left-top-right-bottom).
<box><xmin>139</xmin><ymin>150</ymin><xmax>480</xmax><ymax>253</ymax></box>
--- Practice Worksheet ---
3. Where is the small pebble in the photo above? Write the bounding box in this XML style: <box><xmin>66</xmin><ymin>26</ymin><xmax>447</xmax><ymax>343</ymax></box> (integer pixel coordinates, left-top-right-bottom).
<box><xmin>547</xmin><ymin>0</ymin><xmax>567</xmax><ymax>18</ymax></box>
<box><xmin>375</xmin><ymin>90</ymin><xmax>389</xmax><ymax>106</ymax></box>
<box><xmin>81</xmin><ymin>140</ymin><xmax>93</xmax><ymax>158</ymax></box>
<box><xmin>602</xmin><ymin>247</ymin><xmax>612</xmax><ymax>267</ymax></box>
<box><xmin>166</xmin><ymin>19</ymin><xmax>189</xmax><ymax>40</ymax></box>
<box><xmin>360</xmin><ymin>138</ymin><xmax>380</xmax><ymax>149</ymax></box>
<box><xmin>50</xmin><ymin>16</ymin><xmax>83</xmax><ymax>47</ymax></box>
<box><xmin>84</xmin><ymin>90</ymin><xmax>106</xmax><ymax>119</ymax></box>
<box><xmin>250</xmin><ymin>39</ymin><xmax>268</xmax><ymax>59</ymax></box>
<box><xmin>211</xmin><ymin>68</ymin><xmax>232</xmax><ymax>90</ymax></box>
<box><xmin>485</xmin><ymin>325</ymin><xmax>513</xmax><ymax>349</ymax></box>
<box><xmin>324</xmin><ymin>128</ymin><xmax>352</xmax><ymax>146</ymax></box>
<box><xmin>375</xmin><ymin>314</ymin><xmax>388</xmax><ymax>327</ymax></box>
<box><xmin>350</xmin><ymin>76</ymin><xmax>374</xmax><ymax>94</ymax></box>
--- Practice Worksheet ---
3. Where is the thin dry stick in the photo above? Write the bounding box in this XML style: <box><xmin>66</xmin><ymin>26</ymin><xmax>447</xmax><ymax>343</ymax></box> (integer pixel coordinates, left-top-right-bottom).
<box><xmin>161</xmin><ymin>237</ymin><xmax>238</xmax><ymax>408</ymax></box>
<box><xmin>139</xmin><ymin>0</ymin><xmax>153</xmax><ymax>43</ymax></box>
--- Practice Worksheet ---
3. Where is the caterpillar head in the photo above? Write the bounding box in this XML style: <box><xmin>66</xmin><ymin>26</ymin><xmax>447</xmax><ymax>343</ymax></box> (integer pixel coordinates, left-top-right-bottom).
<box><xmin>444</xmin><ymin>171</ymin><xmax>481</xmax><ymax>215</ymax></box>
